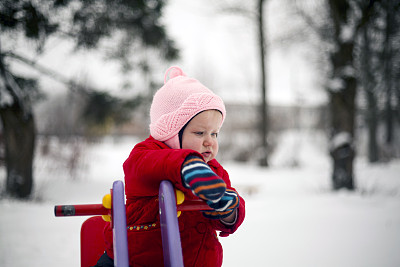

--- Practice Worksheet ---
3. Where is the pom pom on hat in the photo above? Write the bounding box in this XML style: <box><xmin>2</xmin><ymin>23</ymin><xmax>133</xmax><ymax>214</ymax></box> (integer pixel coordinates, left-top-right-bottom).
<box><xmin>164</xmin><ymin>66</ymin><xmax>185</xmax><ymax>83</ymax></box>
<box><xmin>150</xmin><ymin>66</ymin><xmax>226</xmax><ymax>149</ymax></box>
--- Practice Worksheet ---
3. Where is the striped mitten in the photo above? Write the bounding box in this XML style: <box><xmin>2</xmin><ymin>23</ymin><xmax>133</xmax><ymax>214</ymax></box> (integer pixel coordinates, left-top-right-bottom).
<box><xmin>203</xmin><ymin>189</ymin><xmax>240</xmax><ymax>220</ymax></box>
<box><xmin>181</xmin><ymin>155</ymin><xmax>226</xmax><ymax>202</ymax></box>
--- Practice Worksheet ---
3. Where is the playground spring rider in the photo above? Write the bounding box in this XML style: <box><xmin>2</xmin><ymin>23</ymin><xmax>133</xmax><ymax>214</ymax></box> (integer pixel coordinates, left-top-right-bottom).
<box><xmin>54</xmin><ymin>180</ymin><xmax>210</xmax><ymax>267</ymax></box>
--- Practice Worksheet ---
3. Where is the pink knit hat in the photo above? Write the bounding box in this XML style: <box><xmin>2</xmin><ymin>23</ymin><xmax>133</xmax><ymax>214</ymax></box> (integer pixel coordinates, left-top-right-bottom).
<box><xmin>150</xmin><ymin>66</ymin><xmax>226</xmax><ymax>149</ymax></box>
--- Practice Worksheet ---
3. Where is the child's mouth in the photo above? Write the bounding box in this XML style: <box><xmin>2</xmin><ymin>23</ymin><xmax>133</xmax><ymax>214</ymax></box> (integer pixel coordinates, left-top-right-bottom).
<box><xmin>202</xmin><ymin>152</ymin><xmax>211</xmax><ymax>158</ymax></box>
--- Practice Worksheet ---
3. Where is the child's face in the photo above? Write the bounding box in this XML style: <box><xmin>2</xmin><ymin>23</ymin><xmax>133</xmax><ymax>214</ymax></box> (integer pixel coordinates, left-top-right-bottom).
<box><xmin>181</xmin><ymin>110</ymin><xmax>222</xmax><ymax>163</ymax></box>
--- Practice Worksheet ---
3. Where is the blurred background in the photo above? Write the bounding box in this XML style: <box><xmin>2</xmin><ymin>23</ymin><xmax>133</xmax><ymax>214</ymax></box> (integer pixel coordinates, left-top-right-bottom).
<box><xmin>0</xmin><ymin>0</ymin><xmax>399</xmax><ymax>266</ymax></box>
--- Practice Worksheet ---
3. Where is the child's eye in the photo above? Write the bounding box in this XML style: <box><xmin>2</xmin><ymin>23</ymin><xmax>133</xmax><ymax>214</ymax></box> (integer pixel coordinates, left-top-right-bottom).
<box><xmin>212</xmin><ymin>132</ymin><xmax>218</xmax><ymax>138</ymax></box>
<box><xmin>194</xmin><ymin>132</ymin><xmax>204</xmax><ymax>136</ymax></box>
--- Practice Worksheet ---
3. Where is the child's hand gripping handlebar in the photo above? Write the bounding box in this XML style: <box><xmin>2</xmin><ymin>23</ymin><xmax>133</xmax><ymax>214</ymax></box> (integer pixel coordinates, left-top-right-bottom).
<box><xmin>175</xmin><ymin>188</ymin><xmax>239</xmax><ymax>219</ymax></box>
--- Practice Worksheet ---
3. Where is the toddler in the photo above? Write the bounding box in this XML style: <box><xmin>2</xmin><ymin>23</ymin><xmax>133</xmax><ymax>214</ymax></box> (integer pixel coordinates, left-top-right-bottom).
<box><xmin>95</xmin><ymin>66</ymin><xmax>245</xmax><ymax>267</ymax></box>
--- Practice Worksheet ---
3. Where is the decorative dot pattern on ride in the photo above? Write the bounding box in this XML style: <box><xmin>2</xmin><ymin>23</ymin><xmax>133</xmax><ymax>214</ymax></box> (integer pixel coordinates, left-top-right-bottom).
<box><xmin>128</xmin><ymin>223</ymin><xmax>157</xmax><ymax>231</ymax></box>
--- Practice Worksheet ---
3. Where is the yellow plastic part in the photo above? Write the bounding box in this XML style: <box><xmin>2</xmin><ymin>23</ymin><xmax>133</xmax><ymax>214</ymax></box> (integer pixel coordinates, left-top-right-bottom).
<box><xmin>102</xmin><ymin>193</ymin><xmax>112</xmax><ymax>209</ymax></box>
<box><xmin>176</xmin><ymin>189</ymin><xmax>184</xmax><ymax>217</ymax></box>
<box><xmin>102</xmin><ymin>215</ymin><xmax>111</xmax><ymax>222</ymax></box>
<box><xmin>175</xmin><ymin>189</ymin><xmax>185</xmax><ymax>205</ymax></box>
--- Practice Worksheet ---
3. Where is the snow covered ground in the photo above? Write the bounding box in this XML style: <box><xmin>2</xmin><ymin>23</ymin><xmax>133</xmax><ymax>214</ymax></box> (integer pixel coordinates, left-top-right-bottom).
<box><xmin>1</xmin><ymin>133</ymin><xmax>399</xmax><ymax>267</ymax></box>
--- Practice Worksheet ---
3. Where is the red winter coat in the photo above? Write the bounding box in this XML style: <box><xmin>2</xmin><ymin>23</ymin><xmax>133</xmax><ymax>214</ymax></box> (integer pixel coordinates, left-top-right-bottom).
<box><xmin>104</xmin><ymin>136</ymin><xmax>245</xmax><ymax>267</ymax></box>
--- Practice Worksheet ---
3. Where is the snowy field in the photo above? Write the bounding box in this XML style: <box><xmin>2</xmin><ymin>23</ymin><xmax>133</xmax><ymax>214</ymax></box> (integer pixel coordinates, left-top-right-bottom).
<box><xmin>1</xmin><ymin>133</ymin><xmax>400</xmax><ymax>267</ymax></box>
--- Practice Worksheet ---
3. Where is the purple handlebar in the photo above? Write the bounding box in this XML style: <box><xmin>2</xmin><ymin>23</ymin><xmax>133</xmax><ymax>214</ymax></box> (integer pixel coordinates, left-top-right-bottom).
<box><xmin>159</xmin><ymin>181</ymin><xmax>184</xmax><ymax>267</ymax></box>
<box><xmin>112</xmin><ymin>180</ymin><xmax>129</xmax><ymax>267</ymax></box>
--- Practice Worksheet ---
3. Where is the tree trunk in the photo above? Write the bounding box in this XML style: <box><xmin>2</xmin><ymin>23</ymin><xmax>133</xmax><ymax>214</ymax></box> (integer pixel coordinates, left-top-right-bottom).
<box><xmin>383</xmin><ymin>0</ymin><xmax>394</xmax><ymax>150</ymax></box>
<box><xmin>0</xmin><ymin>41</ymin><xmax>36</xmax><ymax>199</ymax></box>
<box><xmin>329</xmin><ymin>86</ymin><xmax>356</xmax><ymax>190</ymax></box>
<box><xmin>366</xmin><ymin>89</ymin><xmax>379</xmax><ymax>163</ymax></box>
<box><xmin>258</xmin><ymin>0</ymin><xmax>269</xmax><ymax>167</ymax></box>
<box><xmin>328</xmin><ymin>0</ymin><xmax>356</xmax><ymax>190</ymax></box>
<box><xmin>0</xmin><ymin>104</ymin><xmax>35</xmax><ymax>198</ymax></box>
<box><xmin>361</xmin><ymin>23</ymin><xmax>379</xmax><ymax>163</ymax></box>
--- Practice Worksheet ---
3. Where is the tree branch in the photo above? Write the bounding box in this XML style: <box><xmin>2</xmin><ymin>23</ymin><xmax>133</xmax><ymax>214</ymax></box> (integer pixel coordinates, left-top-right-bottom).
<box><xmin>3</xmin><ymin>51</ymin><xmax>91</xmax><ymax>95</ymax></box>
<box><xmin>0</xmin><ymin>40</ymin><xmax>30</xmax><ymax>116</ymax></box>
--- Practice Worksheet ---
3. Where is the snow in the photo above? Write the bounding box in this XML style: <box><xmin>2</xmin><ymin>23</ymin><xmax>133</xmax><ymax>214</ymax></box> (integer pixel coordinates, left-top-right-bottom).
<box><xmin>341</xmin><ymin>65</ymin><xmax>356</xmax><ymax>78</ymax></box>
<box><xmin>0</xmin><ymin>93</ymin><xmax>14</xmax><ymax>107</ymax></box>
<box><xmin>0</xmin><ymin>76</ymin><xmax>14</xmax><ymax>107</ymax></box>
<box><xmin>330</xmin><ymin>131</ymin><xmax>353</xmax><ymax>151</ymax></box>
<box><xmin>328</xmin><ymin>77</ymin><xmax>345</xmax><ymax>92</ymax></box>
<box><xmin>1</xmin><ymin>133</ymin><xmax>400</xmax><ymax>267</ymax></box>
<box><xmin>340</xmin><ymin>24</ymin><xmax>355</xmax><ymax>43</ymax></box>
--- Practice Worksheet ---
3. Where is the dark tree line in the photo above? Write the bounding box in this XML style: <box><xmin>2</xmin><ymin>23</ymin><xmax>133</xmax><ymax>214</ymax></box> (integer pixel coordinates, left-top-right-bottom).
<box><xmin>224</xmin><ymin>0</ymin><xmax>399</xmax><ymax>190</ymax></box>
<box><xmin>0</xmin><ymin>0</ymin><xmax>178</xmax><ymax>198</ymax></box>
<box><xmin>356</xmin><ymin>0</ymin><xmax>400</xmax><ymax>163</ymax></box>
<box><xmin>295</xmin><ymin>0</ymin><xmax>400</xmax><ymax>190</ymax></box>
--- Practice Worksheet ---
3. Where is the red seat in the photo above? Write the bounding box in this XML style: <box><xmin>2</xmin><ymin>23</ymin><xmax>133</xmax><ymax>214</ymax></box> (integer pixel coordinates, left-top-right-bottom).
<box><xmin>81</xmin><ymin>216</ymin><xmax>107</xmax><ymax>267</ymax></box>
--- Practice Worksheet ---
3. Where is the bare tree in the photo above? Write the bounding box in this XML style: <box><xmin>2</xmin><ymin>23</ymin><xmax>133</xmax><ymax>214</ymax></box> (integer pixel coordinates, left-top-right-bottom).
<box><xmin>382</xmin><ymin>0</ymin><xmax>399</xmax><ymax>157</ymax></box>
<box><xmin>359</xmin><ymin>21</ymin><xmax>379</xmax><ymax>163</ymax></box>
<box><xmin>353</xmin><ymin>0</ymin><xmax>400</xmax><ymax>163</ymax></box>
<box><xmin>294</xmin><ymin>0</ymin><xmax>379</xmax><ymax>190</ymax></box>
<box><xmin>0</xmin><ymin>51</ymin><xmax>35</xmax><ymax>197</ymax></box>
<box><xmin>326</xmin><ymin>0</ymin><xmax>359</xmax><ymax>190</ymax></box>
<box><xmin>219</xmin><ymin>0</ymin><xmax>270</xmax><ymax>166</ymax></box>
<box><xmin>257</xmin><ymin>0</ymin><xmax>269</xmax><ymax>166</ymax></box>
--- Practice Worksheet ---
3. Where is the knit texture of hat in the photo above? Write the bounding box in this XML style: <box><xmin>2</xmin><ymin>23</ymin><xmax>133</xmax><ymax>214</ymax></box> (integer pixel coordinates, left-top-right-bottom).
<box><xmin>150</xmin><ymin>66</ymin><xmax>226</xmax><ymax>149</ymax></box>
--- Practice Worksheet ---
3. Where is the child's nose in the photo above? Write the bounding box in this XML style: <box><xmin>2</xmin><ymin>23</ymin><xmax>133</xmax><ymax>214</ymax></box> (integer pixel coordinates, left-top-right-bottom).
<box><xmin>203</xmin><ymin>135</ymin><xmax>213</xmax><ymax>147</ymax></box>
